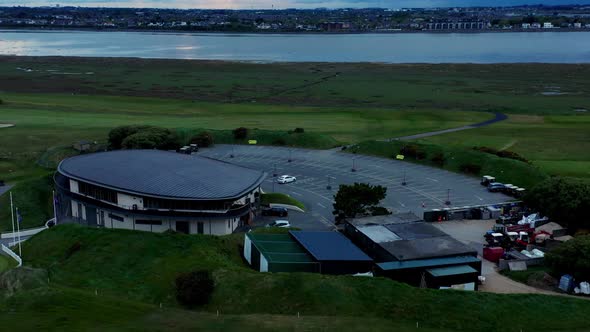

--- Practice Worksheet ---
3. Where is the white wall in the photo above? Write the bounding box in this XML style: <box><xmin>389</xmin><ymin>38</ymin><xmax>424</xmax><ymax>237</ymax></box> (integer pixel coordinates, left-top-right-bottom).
<box><xmin>117</xmin><ymin>193</ymin><xmax>144</xmax><ymax>210</ymax></box>
<box><xmin>69</xmin><ymin>179</ymin><xmax>79</xmax><ymax>194</ymax></box>
<box><xmin>244</xmin><ymin>235</ymin><xmax>252</xmax><ymax>264</ymax></box>
<box><xmin>260</xmin><ymin>254</ymin><xmax>269</xmax><ymax>272</ymax></box>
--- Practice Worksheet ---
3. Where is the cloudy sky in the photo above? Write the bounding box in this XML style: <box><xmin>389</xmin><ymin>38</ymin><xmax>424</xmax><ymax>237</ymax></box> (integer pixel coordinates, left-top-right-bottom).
<box><xmin>1</xmin><ymin>0</ymin><xmax>589</xmax><ymax>9</ymax></box>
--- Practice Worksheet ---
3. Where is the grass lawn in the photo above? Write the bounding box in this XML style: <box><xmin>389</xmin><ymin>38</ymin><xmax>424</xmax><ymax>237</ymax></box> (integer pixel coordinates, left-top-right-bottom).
<box><xmin>13</xmin><ymin>224</ymin><xmax>590</xmax><ymax>331</ymax></box>
<box><xmin>0</xmin><ymin>255</ymin><xmax>17</xmax><ymax>273</ymax></box>
<box><xmin>261</xmin><ymin>193</ymin><xmax>306</xmax><ymax>211</ymax></box>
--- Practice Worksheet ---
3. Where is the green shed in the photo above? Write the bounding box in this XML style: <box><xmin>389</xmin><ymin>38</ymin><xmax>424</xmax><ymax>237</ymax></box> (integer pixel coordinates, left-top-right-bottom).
<box><xmin>244</xmin><ymin>233</ymin><xmax>319</xmax><ymax>273</ymax></box>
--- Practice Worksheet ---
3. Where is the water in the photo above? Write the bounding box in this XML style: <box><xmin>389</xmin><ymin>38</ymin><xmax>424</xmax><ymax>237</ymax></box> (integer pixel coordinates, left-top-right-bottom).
<box><xmin>1</xmin><ymin>29</ymin><xmax>589</xmax><ymax>63</ymax></box>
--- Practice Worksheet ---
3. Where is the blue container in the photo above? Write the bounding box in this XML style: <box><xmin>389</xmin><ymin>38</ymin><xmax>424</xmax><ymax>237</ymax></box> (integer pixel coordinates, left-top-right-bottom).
<box><xmin>558</xmin><ymin>274</ymin><xmax>575</xmax><ymax>293</ymax></box>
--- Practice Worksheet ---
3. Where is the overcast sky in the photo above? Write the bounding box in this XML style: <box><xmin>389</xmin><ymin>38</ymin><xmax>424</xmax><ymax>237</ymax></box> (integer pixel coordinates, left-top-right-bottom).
<box><xmin>1</xmin><ymin>0</ymin><xmax>589</xmax><ymax>9</ymax></box>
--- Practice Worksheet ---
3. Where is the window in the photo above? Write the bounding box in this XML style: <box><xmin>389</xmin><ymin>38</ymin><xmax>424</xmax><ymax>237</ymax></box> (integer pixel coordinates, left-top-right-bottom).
<box><xmin>78</xmin><ymin>181</ymin><xmax>118</xmax><ymax>204</ymax></box>
<box><xmin>136</xmin><ymin>220</ymin><xmax>162</xmax><ymax>226</ymax></box>
<box><xmin>108</xmin><ymin>213</ymin><xmax>124</xmax><ymax>222</ymax></box>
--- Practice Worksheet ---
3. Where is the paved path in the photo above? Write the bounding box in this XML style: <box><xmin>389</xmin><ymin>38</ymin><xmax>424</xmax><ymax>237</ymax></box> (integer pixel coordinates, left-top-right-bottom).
<box><xmin>390</xmin><ymin>112</ymin><xmax>508</xmax><ymax>141</ymax></box>
<box><xmin>0</xmin><ymin>124</ymin><xmax>15</xmax><ymax>129</ymax></box>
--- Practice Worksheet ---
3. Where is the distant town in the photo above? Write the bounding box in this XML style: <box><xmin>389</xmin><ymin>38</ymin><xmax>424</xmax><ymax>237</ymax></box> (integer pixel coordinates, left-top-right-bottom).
<box><xmin>1</xmin><ymin>4</ymin><xmax>590</xmax><ymax>32</ymax></box>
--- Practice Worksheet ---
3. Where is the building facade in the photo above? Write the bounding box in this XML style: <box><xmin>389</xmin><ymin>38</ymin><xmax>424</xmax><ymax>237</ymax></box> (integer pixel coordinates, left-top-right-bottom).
<box><xmin>55</xmin><ymin>150</ymin><xmax>266</xmax><ymax>235</ymax></box>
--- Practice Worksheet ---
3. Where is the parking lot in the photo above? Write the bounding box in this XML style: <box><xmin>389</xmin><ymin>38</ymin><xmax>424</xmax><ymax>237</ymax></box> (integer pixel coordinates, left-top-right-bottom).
<box><xmin>200</xmin><ymin>145</ymin><xmax>514</xmax><ymax>229</ymax></box>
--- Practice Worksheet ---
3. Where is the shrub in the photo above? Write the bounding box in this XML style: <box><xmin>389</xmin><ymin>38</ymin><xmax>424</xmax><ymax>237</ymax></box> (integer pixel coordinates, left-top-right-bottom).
<box><xmin>545</xmin><ymin>236</ymin><xmax>590</xmax><ymax>281</ymax></box>
<box><xmin>232</xmin><ymin>127</ymin><xmax>248</xmax><ymax>140</ymax></box>
<box><xmin>400</xmin><ymin>144</ymin><xmax>425</xmax><ymax>160</ymax></box>
<box><xmin>272</xmin><ymin>137</ymin><xmax>287</xmax><ymax>146</ymax></box>
<box><xmin>190</xmin><ymin>132</ymin><xmax>214</xmax><ymax>148</ymax></box>
<box><xmin>431</xmin><ymin>152</ymin><xmax>446</xmax><ymax>166</ymax></box>
<box><xmin>110</xmin><ymin>125</ymin><xmax>180</xmax><ymax>150</ymax></box>
<box><xmin>459</xmin><ymin>163</ymin><xmax>482</xmax><ymax>175</ymax></box>
<box><xmin>294</xmin><ymin>128</ymin><xmax>305</xmax><ymax>133</ymax></box>
<box><xmin>175</xmin><ymin>270</ymin><xmax>215</xmax><ymax>308</ymax></box>
<box><xmin>120</xmin><ymin>127</ymin><xmax>180</xmax><ymax>150</ymax></box>
<box><xmin>370</xmin><ymin>206</ymin><xmax>391</xmax><ymax>216</ymax></box>
<box><xmin>473</xmin><ymin>146</ymin><xmax>529</xmax><ymax>163</ymax></box>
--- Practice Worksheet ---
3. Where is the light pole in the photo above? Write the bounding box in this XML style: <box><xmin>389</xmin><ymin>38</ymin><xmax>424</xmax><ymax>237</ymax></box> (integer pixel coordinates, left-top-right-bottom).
<box><xmin>273</xmin><ymin>163</ymin><xmax>277</xmax><ymax>177</ymax></box>
<box><xmin>326</xmin><ymin>176</ymin><xmax>335</xmax><ymax>190</ymax></box>
<box><xmin>351</xmin><ymin>158</ymin><xmax>356</xmax><ymax>172</ymax></box>
<box><xmin>402</xmin><ymin>170</ymin><xmax>407</xmax><ymax>186</ymax></box>
<box><xmin>288</xmin><ymin>149</ymin><xmax>292</xmax><ymax>163</ymax></box>
<box><xmin>230</xmin><ymin>144</ymin><xmax>235</xmax><ymax>158</ymax></box>
<box><xmin>445</xmin><ymin>189</ymin><xmax>451</xmax><ymax>206</ymax></box>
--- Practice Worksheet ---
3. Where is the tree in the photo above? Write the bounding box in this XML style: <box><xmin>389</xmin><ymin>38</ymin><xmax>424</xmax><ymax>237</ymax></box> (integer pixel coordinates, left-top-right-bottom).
<box><xmin>108</xmin><ymin>125</ymin><xmax>151</xmax><ymax>149</ymax></box>
<box><xmin>332</xmin><ymin>183</ymin><xmax>387</xmax><ymax>222</ymax></box>
<box><xmin>232</xmin><ymin>127</ymin><xmax>248</xmax><ymax>140</ymax></box>
<box><xmin>545</xmin><ymin>236</ymin><xmax>590</xmax><ymax>280</ymax></box>
<box><xmin>120</xmin><ymin>127</ymin><xmax>180</xmax><ymax>150</ymax></box>
<box><xmin>175</xmin><ymin>270</ymin><xmax>215</xmax><ymax>308</ymax></box>
<box><xmin>524</xmin><ymin>177</ymin><xmax>590</xmax><ymax>231</ymax></box>
<box><xmin>190</xmin><ymin>131</ymin><xmax>214</xmax><ymax>148</ymax></box>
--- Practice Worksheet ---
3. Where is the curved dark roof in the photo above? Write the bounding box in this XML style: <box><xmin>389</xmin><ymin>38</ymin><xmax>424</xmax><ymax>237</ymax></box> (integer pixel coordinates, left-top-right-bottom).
<box><xmin>58</xmin><ymin>150</ymin><xmax>266</xmax><ymax>200</ymax></box>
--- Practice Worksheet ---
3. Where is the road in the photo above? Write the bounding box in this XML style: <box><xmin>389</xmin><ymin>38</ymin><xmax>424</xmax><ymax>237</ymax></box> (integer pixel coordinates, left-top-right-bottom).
<box><xmin>200</xmin><ymin>145</ymin><xmax>513</xmax><ymax>229</ymax></box>
<box><xmin>389</xmin><ymin>112</ymin><xmax>508</xmax><ymax>141</ymax></box>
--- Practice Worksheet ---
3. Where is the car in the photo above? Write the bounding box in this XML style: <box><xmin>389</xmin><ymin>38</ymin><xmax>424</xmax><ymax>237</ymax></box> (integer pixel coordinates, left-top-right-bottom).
<box><xmin>277</xmin><ymin>175</ymin><xmax>296</xmax><ymax>184</ymax></box>
<box><xmin>487</xmin><ymin>182</ymin><xmax>505</xmax><ymax>192</ymax></box>
<box><xmin>261</xmin><ymin>207</ymin><xmax>288</xmax><ymax>217</ymax></box>
<box><xmin>265</xmin><ymin>220</ymin><xmax>291</xmax><ymax>228</ymax></box>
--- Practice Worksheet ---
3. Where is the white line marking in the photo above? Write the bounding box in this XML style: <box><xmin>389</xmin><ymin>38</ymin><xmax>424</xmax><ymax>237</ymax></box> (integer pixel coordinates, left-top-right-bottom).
<box><xmin>475</xmin><ymin>195</ymin><xmax>484</xmax><ymax>201</ymax></box>
<box><xmin>317</xmin><ymin>203</ymin><xmax>327</xmax><ymax>209</ymax></box>
<box><xmin>291</xmin><ymin>192</ymin><xmax>303</xmax><ymax>197</ymax></box>
<box><xmin>398</xmin><ymin>202</ymin><xmax>406</xmax><ymax>207</ymax></box>
<box><xmin>426</xmin><ymin>178</ymin><xmax>439</xmax><ymax>182</ymax></box>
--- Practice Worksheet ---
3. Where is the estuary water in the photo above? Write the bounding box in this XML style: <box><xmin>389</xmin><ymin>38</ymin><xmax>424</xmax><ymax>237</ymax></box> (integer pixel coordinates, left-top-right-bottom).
<box><xmin>1</xmin><ymin>29</ymin><xmax>589</xmax><ymax>63</ymax></box>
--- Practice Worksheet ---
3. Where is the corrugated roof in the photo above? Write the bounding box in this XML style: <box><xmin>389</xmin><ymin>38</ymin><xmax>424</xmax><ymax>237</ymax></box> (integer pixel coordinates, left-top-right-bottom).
<box><xmin>290</xmin><ymin>231</ymin><xmax>372</xmax><ymax>262</ymax></box>
<box><xmin>379</xmin><ymin>237</ymin><xmax>477</xmax><ymax>261</ymax></box>
<box><xmin>58</xmin><ymin>150</ymin><xmax>266</xmax><ymax>200</ymax></box>
<box><xmin>247</xmin><ymin>232</ymin><xmax>315</xmax><ymax>263</ymax></box>
<box><xmin>427</xmin><ymin>265</ymin><xmax>478</xmax><ymax>277</ymax></box>
<box><xmin>376</xmin><ymin>256</ymin><xmax>480</xmax><ymax>271</ymax></box>
<box><xmin>350</xmin><ymin>212</ymin><xmax>422</xmax><ymax>226</ymax></box>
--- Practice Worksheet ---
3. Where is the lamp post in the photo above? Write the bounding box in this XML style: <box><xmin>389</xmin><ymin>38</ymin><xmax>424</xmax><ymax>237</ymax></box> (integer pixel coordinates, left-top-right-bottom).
<box><xmin>402</xmin><ymin>170</ymin><xmax>407</xmax><ymax>186</ymax></box>
<box><xmin>445</xmin><ymin>189</ymin><xmax>451</xmax><ymax>206</ymax></box>
<box><xmin>273</xmin><ymin>163</ymin><xmax>277</xmax><ymax>177</ymax></box>
<box><xmin>230</xmin><ymin>144</ymin><xmax>235</xmax><ymax>158</ymax></box>
<box><xmin>288</xmin><ymin>149</ymin><xmax>292</xmax><ymax>163</ymax></box>
<box><xmin>351</xmin><ymin>158</ymin><xmax>356</xmax><ymax>172</ymax></box>
<box><xmin>326</xmin><ymin>176</ymin><xmax>335</xmax><ymax>190</ymax></box>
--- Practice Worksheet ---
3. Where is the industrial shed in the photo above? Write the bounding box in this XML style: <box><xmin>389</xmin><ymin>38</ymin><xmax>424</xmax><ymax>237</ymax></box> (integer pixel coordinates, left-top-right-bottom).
<box><xmin>344</xmin><ymin>214</ymin><xmax>481</xmax><ymax>290</ymax></box>
<box><xmin>244</xmin><ymin>231</ymin><xmax>373</xmax><ymax>275</ymax></box>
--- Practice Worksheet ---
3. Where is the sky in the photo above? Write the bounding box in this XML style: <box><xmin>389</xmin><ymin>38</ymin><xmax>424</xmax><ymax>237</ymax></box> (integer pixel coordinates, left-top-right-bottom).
<box><xmin>1</xmin><ymin>0</ymin><xmax>589</xmax><ymax>9</ymax></box>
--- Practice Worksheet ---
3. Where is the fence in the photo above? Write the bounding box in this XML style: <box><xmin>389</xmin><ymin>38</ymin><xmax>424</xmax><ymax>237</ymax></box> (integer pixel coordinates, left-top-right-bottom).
<box><xmin>1</xmin><ymin>244</ymin><xmax>22</xmax><ymax>267</ymax></box>
<box><xmin>0</xmin><ymin>218</ymin><xmax>52</xmax><ymax>240</ymax></box>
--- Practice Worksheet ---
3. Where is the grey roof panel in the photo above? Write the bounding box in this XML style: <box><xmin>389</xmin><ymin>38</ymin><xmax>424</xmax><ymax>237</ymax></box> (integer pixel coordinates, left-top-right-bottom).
<box><xmin>379</xmin><ymin>237</ymin><xmax>477</xmax><ymax>261</ymax></box>
<box><xmin>58</xmin><ymin>150</ymin><xmax>266</xmax><ymax>200</ymax></box>
<box><xmin>290</xmin><ymin>231</ymin><xmax>372</xmax><ymax>262</ymax></box>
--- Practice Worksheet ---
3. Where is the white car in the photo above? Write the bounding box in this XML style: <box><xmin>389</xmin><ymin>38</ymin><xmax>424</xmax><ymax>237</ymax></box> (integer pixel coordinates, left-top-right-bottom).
<box><xmin>277</xmin><ymin>175</ymin><xmax>296</xmax><ymax>184</ymax></box>
<box><xmin>266</xmin><ymin>220</ymin><xmax>291</xmax><ymax>228</ymax></box>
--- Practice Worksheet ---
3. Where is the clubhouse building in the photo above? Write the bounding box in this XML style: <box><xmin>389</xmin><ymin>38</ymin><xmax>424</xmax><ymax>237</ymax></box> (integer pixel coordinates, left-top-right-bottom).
<box><xmin>54</xmin><ymin>150</ymin><xmax>266</xmax><ymax>235</ymax></box>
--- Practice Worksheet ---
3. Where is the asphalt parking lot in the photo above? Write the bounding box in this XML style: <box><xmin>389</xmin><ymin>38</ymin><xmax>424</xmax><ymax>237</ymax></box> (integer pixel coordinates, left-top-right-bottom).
<box><xmin>200</xmin><ymin>145</ymin><xmax>514</xmax><ymax>229</ymax></box>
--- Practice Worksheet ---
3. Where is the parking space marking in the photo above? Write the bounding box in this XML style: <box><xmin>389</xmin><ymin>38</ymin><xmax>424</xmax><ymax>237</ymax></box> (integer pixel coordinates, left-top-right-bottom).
<box><xmin>475</xmin><ymin>195</ymin><xmax>484</xmax><ymax>201</ymax></box>
<box><xmin>317</xmin><ymin>203</ymin><xmax>327</xmax><ymax>209</ymax></box>
<box><xmin>426</xmin><ymin>178</ymin><xmax>439</xmax><ymax>183</ymax></box>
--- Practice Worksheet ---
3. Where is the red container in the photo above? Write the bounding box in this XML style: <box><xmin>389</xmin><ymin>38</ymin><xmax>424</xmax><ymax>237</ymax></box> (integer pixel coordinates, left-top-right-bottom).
<box><xmin>483</xmin><ymin>247</ymin><xmax>504</xmax><ymax>263</ymax></box>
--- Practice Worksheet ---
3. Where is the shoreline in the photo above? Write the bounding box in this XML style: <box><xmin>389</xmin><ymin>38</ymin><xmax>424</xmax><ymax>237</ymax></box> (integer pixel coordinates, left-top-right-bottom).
<box><xmin>1</xmin><ymin>26</ymin><xmax>589</xmax><ymax>35</ymax></box>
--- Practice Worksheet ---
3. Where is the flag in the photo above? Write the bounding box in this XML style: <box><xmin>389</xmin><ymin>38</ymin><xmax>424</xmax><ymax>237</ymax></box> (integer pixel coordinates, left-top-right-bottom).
<box><xmin>16</xmin><ymin>209</ymin><xmax>23</xmax><ymax>224</ymax></box>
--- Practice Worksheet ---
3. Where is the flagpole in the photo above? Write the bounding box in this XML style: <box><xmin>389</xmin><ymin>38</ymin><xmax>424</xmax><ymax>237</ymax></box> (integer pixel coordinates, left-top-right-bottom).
<box><xmin>9</xmin><ymin>192</ymin><xmax>16</xmax><ymax>246</ymax></box>
<box><xmin>53</xmin><ymin>190</ymin><xmax>58</xmax><ymax>225</ymax></box>
<box><xmin>16</xmin><ymin>207</ymin><xmax>22</xmax><ymax>257</ymax></box>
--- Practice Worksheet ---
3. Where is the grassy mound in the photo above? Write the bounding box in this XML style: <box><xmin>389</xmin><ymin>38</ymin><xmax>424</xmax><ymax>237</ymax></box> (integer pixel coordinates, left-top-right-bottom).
<box><xmin>350</xmin><ymin>140</ymin><xmax>548</xmax><ymax>189</ymax></box>
<box><xmin>261</xmin><ymin>193</ymin><xmax>306</xmax><ymax>211</ymax></box>
<box><xmin>0</xmin><ymin>174</ymin><xmax>53</xmax><ymax>232</ymax></box>
<box><xmin>18</xmin><ymin>225</ymin><xmax>590</xmax><ymax>331</ymax></box>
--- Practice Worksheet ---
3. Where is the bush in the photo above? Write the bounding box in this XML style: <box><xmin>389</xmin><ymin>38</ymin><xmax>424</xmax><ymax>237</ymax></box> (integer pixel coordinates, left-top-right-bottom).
<box><xmin>175</xmin><ymin>270</ymin><xmax>215</xmax><ymax>308</ymax></box>
<box><xmin>400</xmin><ymin>144</ymin><xmax>425</xmax><ymax>160</ymax></box>
<box><xmin>431</xmin><ymin>152</ymin><xmax>446</xmax><ymax>166</ymax></box>
<box><xmin>459</xmin><ymin>163</ymin><xmax>482</xmax><ymax>175</ymax></box>
<box><xmin>474</xmin><ymin>146</ymin><xmax>529</xmax><ymax>163</ymax></box>
<box><xmin>232</xmin><ymin>127</ymin><xmax>248</xmax><ymax>140</ymax></box>
<box><xmin>272</xmin><ymin>137</ymin><xmax>287</xmax><ymax>146</ymax></box>
<box><xmin>370</xmin><ymin>206</ymin><xmax>391</xmax><ymax>216</ymax></box>
<box><xmin>110</xmin><ymin>125</ymin><xmax>180</xmax><ymax>150</ymax></box>
<box><xmin>120</xmin><ymin>127</ymin><xmax>180</xmax><ymax>150</ymax></box>
<box><xmin>294</xmin><ymin>128</ymin><xmax>305</xmax><ymax>133</ymax></box>
<box><xmin>545</xmin><ymin>236</ymin><xmax>590</xmax><ymax>281</ymax></box>
<box><xmin>190</xmin><ymin>132</ymin><xmax>214</xmax><ymax>148</ymax></box>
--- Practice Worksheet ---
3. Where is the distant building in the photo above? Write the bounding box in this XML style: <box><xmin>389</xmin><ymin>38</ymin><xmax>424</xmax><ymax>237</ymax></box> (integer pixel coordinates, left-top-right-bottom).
<box><xmin>55</xmin><ymin>150</ymin><xmax>265</xmax><ymax>235</ymax></box>
<box><xmin>543</xmin><ymin>22</ymin><xmax>554</xmax><ymax>29</ymax></box>
<box><xmin>531</xmin><ymin>22</ymin><xmax>542</xmax><ymax>29</ymax></box>
<box><xmin>574</xmin><ymin>22</ymin><xmax>582</xmax><ymax>28</ymax></box>
<box><xmin>521</xmin><ymin>23</ymin><xmax>531</xmax><ymax>29</ymax></box>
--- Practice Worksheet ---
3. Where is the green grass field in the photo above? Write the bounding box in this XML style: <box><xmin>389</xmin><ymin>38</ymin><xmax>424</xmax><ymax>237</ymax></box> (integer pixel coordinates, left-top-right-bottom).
<box><xmin>0</xmin><ymin>255</ymin><xmax>17</xmax><ymax>273</ymax></box>
<box><xmin>261</xmin><ymin>193</ymin><xmax>306</xmax><ymax>211</ymax></box>
<box><xmin>6</xmin><ymin>224</ymin><xmax>590</xmax><ymax>331</ymax></box>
